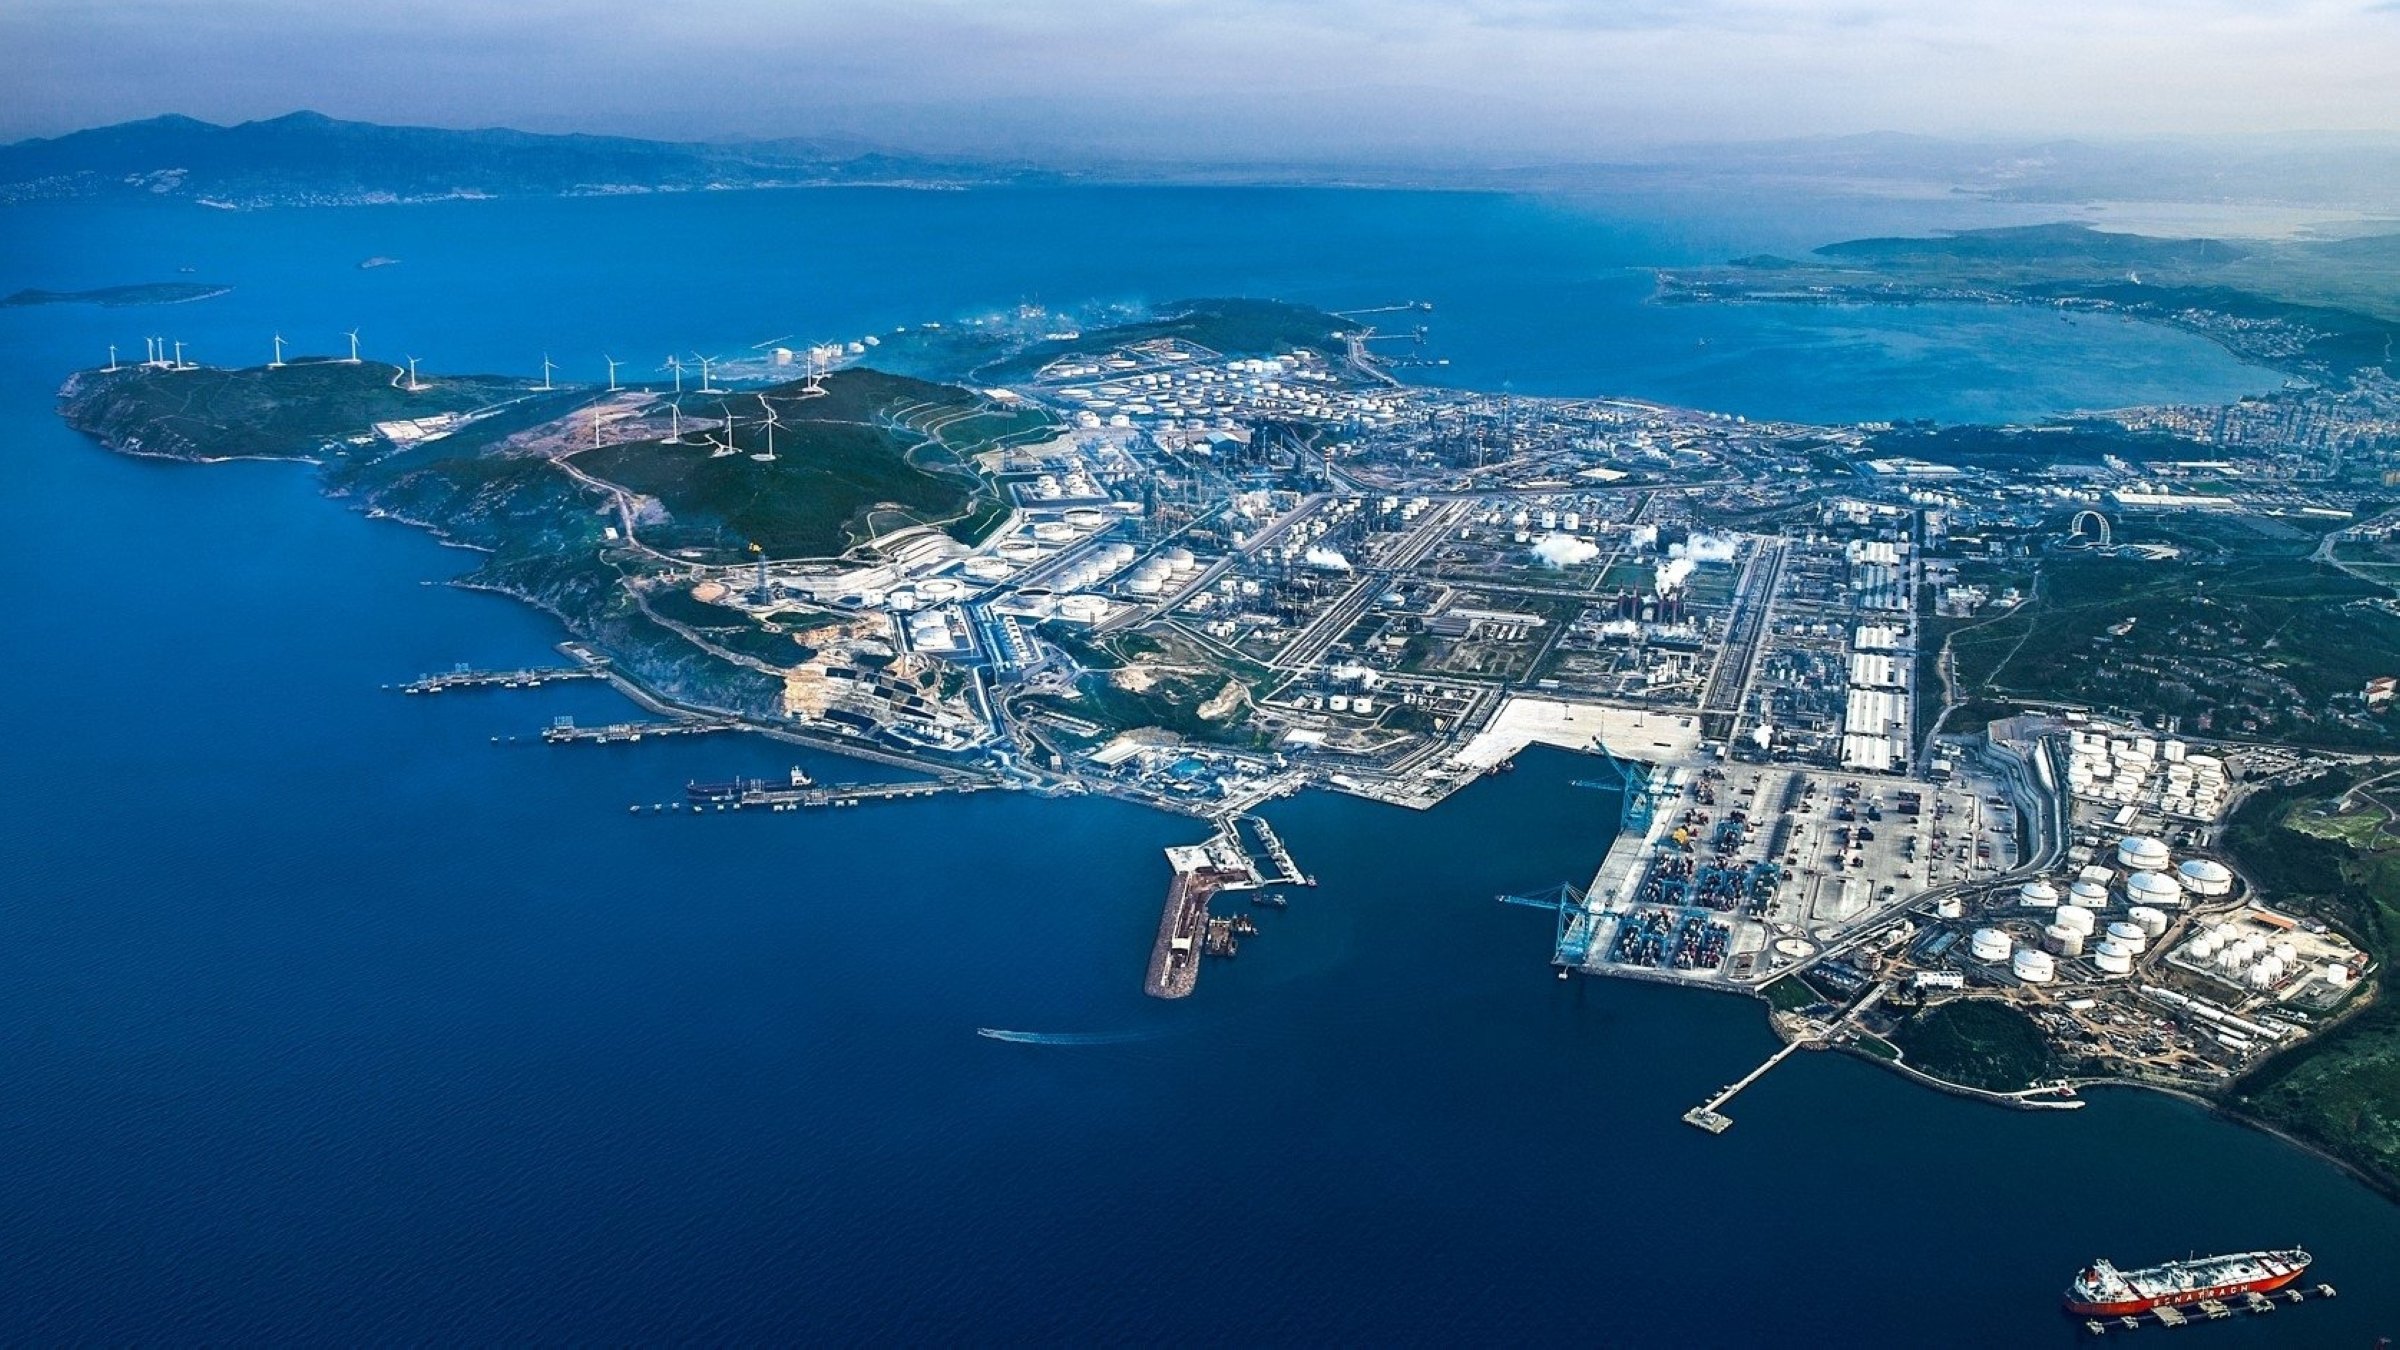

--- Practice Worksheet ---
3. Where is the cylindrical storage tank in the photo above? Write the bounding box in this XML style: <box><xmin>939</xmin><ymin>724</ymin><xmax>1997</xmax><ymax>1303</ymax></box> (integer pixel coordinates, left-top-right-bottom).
<box><xmin>2128</xmin><ymin>906</ymin><xmax>2170</xmax><ymax>939</ymax></box>
<box><xmin>2105</xmin><ymin>922</ymin><xmax>2149</xmax><ymax>954</ymax></box>
<box><xmin>2325</xmin><ymin>964</ymin><xmax>2355</xmax><ymax>988</ymax></box>
<box><xmin>999</xmin><ymin>540</ymin><xmax>1042</xmax><ymax>562</ymax></box>
<box><xmin>1969</xmin><ymin>928</ymin><xmax>2013</xmax><ymax>963</ymax></box>
<box><xmin>2127</xmin><ymin>871</ymin><xmax>2183</xmax><ymax>909</ymax></box>
<box><xmin>1058</xmin><ymin>594</ymin><xmax>1110</xmax><ymax>624</ymax></box>
<box><xmin>2094</xmin><ymin>948</ymin><xmax>2134</xmax><ymax>976</ymax></box>
<box><xmin>1032</xmin><ymin>521</ymin><xmax>1076</xmax><ymax>543</ymax></box>
<box><xmin>918</xmin><ymin>578</ymin><xmax>964</xmax><ymax>602</ymax></box>
<box><xmin>2118</xmin><ymin>836</ymin><xmax>2172</xmax><ymax>872</ymax></box>
<box><xmin>2178</xmin><ymin>858</ymin><xmax>2233</xmax><ymax>897</ymax></box>
<box><xmin>2046</xmin><ymin>924</ymin><xmax>2086</xmax><ymax>957</ymax></box>
<box><xmin>2013</xmin><ymin>948</ymin><xmax>2057</xmax><ymax>984</ymax></box>
<box><xmin>1123</xmin><ymin>574</ymin><xmax>1163</xmax><ymax>597</ymax></box>
<box><xmin>1105</xmin><ymin>542</ymin><xmax>1138</xmax><ymax>565</ymax></box>
<box><xmin>2069</xmin><ymin>880</ymin><xmax>2109</xmax><ymax>908</ymax></box>
<box><xmin>1935</xmin><ymin>896</ymin><xmax>1964</xmax><ymax>920</ymax></box>
<box><xmin>2056</xmin><ymin>905</ymin><xmax>2098</xmax><ymax>937</ymax></box>
<box><xmin>2019</xmin><ymin>880</ymin><xmax>2060</xmax><ymax>909</ymax></box>
<box><xmin>1163</xmin><ymin>547</ymin><xmax>1197</xmax><ymax>573</ymax></box>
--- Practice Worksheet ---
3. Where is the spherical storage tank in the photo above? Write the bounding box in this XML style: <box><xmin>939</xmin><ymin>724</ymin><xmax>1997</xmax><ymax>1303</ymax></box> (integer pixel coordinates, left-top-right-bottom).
<box><xmin>2013</xmin><ymin>948</ymin><xmax>2056</xmax><ymax>983</ymax></box>
<box><xmin>2019</xmin><ymin>880</ymin><xmax>2060</xmax><ymax>909</ymax></box>
<box><xmin>2127</xmin><ymin>905</ymin><xmax>2170</xmax><ymax>939</ymax></box>
<box><xmin>2069</xmin><ymin>880</ymin><xmax>2109</xmax><ymax>909</ymax></box>
<box><xmin>2105</xmin><ymin>922</ymin><xmax>2149</xmax><ymax>954</ymax></box>
<box><xmin>2045</xmin><ymin>924</ymin><xmax>2086</xmax><ymax>957</ymax></box>
<box><xmin>2178</xmin><ymin>858</ymin><xmax>2234</xmax><ymax>897</ymax></box>
<box><xmin>1969</xmin><ymin>928</ymin><xmax>2013</xmax><ymax>962</ymax></box>
<box><xmin>2118</xmin><ymin>835</ymin><xmax>2172</xmax><ymax>872</ymax></box>
<box><xmin>2126</xmin><ymin>870</ymin><xmax>2183</xmax><ymax>909</ymax></box>
<box><xmin>2056</xmin><ymin>905</ymin><xmax>2098</xmax><ymax>937</ymax></box>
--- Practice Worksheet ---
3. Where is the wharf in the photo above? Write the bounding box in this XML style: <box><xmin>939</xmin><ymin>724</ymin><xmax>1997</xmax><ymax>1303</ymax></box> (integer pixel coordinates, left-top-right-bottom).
<box><xmin>1144</xmin><ymin>818</ymin><xmax>1312</xmax><ymax>999</ymax></box>
<box><xmin>1682</xmin><ymin>1033</ymin><xmax>1813</xmax><ymax>1134</ymax></box>
<box><xmin>396</xmin><ymin>662</ymin><xmax>607</xmax><ymax>694</ymax></box>
<box><xmin>541</xmin><ymin>716</ymin><xmax>733</xmax><ymax>744</ymax></box>
<box><xmin>2080</xmin><ymin>1283</ymin><xmax>2336</xmax><ymax>1336</ymax></box>
<box><xmin>638</xmin><ymin>777</ymin><xmax>992</xmax><ymax>813</ymax></box>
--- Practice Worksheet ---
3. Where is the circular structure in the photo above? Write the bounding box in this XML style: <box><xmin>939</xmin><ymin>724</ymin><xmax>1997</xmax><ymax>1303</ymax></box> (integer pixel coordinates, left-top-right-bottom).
<box><xmin>1063</xmin><ymin>508</ymin><xmax>1108</xmax><ymax>529</ymax></box>
<box><xmin>2069</xmin><ymin>880</ymin><xmax>2109</xmax><ymax>908</ymax></box>
<box><xmin>2177</xmin><ymin>858</ymin><xmax>2234</xmax><ymax>897</ymax></box>
<box><xmin>2045</xmin><ymin>924</ymin><xmax>2086</xmax><ymax>957</ymax></box>
<box><xmin>2105</xmin><ymin>922</ymin><xmax>2149</xmax><ymax>954</ymax></box>
<box><xmin>2127</xmin><ymin>905</ymin><xmax>2170</xmax><ymax>938</ymax></box>
<box><xmin>1969</xmin><ymin>928</ymin><xmax>2013</xmax><ymax>963</ymax></box>
<box><xmin>962</xmin><ymin>556</ymin><xmax>1012</xmax><ymax>583</ymax></box>
<box><xmin>2094</xmin><ymin>948</ymin><xmax>2134</xmax><ymax>976</ymax></box>
<box><xmin>1774</xmin><ymin>938</ymin><xmax>1814</xmax><ymax>961</ymax></box>
<box><xmin>1935</xmin><ymin>896</ymin><xmax>1964</xmax><ymax>920</ymax></box>
<box><xmin>1123</xmin><ymin>574</ymin><xmax>1164</xmax><ymax>597</ymax></box>
<box><xmin>2013</xmin><ymin>948</ymin><xmax>2057</xmax><ymax>984</ymax></box>
<box><xmin>1057</xmin><ymin>594</ymin><xmax>1110</xmax><ymax>624</ymax></box>
<box><xmin>2071</xmin><ymin>509</ymin><xmax>2113</xmax><ymax>547</ymax></box>
<box><xmin>2019</xmin><ymin>880</ymin><xmax>2060</xmax><ymax>909</ymax></box>
<box><xmin>2056</xmin><ymin>904</ymin><xmax>2098</xmax><ymax>937</ymax></box>
<box><xmin>1032</xmin><ymin>521</ymin><xmax>1077</xmax><ymax>543</ymax></box>
<box><xmin>2127</xmin><ymin>870</ymin><xmax>2183</xmax><ymax>908</ymax></box>
<box><xmin>2325</xmin><ymin>963</ymin><xmax>2355</xmax><ymax>987</ymax></box>
<box><xmin>2117</xmin><ymin>835</ymin><xmax>2172</xmax><ymax>872</ymax></box>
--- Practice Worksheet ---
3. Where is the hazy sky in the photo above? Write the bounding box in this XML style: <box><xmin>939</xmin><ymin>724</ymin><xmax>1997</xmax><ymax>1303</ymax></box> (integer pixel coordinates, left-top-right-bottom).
<box><xmin>7</xmin><ymin>0</ymin><xmax>2398</xmax><ymax>155</ymax></box>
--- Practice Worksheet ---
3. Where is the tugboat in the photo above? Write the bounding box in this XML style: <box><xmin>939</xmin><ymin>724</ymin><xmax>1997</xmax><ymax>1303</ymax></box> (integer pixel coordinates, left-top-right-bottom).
<box><xmin>2064</xmin><ymin>1249</ymin><xmax>2311</xmax><ymax>1316</ymax></box>
<box><xmin>1250</xmin><ymin>892</ymin><xmax>1289</xmax><ymax>909</ymax></box>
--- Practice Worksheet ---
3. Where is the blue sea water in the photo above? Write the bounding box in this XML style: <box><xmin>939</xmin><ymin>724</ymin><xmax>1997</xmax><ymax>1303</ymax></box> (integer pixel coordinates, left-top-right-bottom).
<box><xmin>2</xmin><ymin>187</ymin><xmax>2392</xmax><ymax>1345</ymax></box>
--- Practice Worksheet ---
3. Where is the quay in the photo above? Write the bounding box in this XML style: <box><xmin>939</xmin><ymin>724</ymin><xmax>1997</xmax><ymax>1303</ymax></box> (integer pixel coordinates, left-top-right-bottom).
<box><xmin>1683</xmin><ymin>1031</ymin><xmax>1815</xmax><ymax>1134</ymax></box>
<box><xmin>541</xmin><ymin>715</ymin><xmax>733</xmax><ymax>744</ymax></box>
<box><xmin>1145</xmin><ymin>817</ymin><xmax>1311</xmax><ymax>999</ymax></box>
<box><xmin>635</xmin><ymin>776</ymin><xmax>993</xmax><ymax>813</ymax></box>
<box><xmin>395</xmin><ymin>661</ymin><xmax>607</xmax><ymax>694</ymax></box>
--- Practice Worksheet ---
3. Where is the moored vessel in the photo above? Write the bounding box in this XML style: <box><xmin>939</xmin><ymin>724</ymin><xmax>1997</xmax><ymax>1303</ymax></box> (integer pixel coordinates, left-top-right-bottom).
<box><xmin>2064</xmin><ymin>1249</ymin><xmax>2310</xmax><ymax>1316</ymax></box>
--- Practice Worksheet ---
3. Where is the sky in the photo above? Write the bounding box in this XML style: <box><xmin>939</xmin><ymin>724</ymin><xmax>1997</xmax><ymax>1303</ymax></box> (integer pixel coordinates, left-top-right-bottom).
<box><xmin>5</xmin><ymin>0</ymin><xmax>2399</xmax><ymax>157</ymax></box>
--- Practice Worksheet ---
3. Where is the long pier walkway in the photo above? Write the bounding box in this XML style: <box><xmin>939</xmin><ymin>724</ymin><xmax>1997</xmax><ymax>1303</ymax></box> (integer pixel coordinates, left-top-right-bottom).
<box><xmin>396</xmin><ymin>662</ymin><xmax>607</xmax><ymax>694</ymax></box>
<box><xmin>1683</xmin><ymin>1032</ymin><xmax>1814</xmax><ymax>1134</ymax></box>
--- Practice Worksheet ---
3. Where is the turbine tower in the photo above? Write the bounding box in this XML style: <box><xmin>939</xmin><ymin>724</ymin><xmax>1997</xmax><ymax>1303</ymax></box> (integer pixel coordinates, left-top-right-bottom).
<box><xmin>172</xmin><ymin>340</ymin><xmax>187</xmax><ymax>369</ymax></box>
<box><xmin>538</xmin><ymin>354</ymin><xmax>556</xmax><ymax>391</ymax></box>
<box><xmin>405</xmin><ymin>356</ymin><xmax>424</xmax><ymax>391</ymax></box>
<box><xmin>106</xmin><ymin>344</ymin><xmax>118</xmax><ymax>372</ymax></box>
<box><xmin>345</xmin><ymin>329</ymin><xmax>361</xmax><ymax>364</ymax></box>
<box><xmin>604</xmin><ymin>355</ymin><xmax>621</xmax><ymax>392</ymax></box>
<box><xmin>270</xmin><ymin>333</ymin><xmax>286</xmax><ymax>368</ymax></box>
<box><xmin>665</xmin><ymin>354</ymin><xmax>684</xmax><ymax>393</ymax></box>
<box><xmin>752</xmin><ymin>394</ymin><xmax>780</xmax><ymax>463</ymax></box>
<box><xmin>695</xmin><ymin>353</ymin><xmax>722</xmax><ymax>394</ymax></box>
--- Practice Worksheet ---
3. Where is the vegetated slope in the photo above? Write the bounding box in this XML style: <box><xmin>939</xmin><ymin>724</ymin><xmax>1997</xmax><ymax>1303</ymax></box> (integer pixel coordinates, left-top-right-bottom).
<box><xmin>2226</xmin><ymin>773</ymin><xmax>2400</xmax><ymax>1198</ymax></box>
<box><xmin>568</xmin><ymin>368</ymin><xmax>1041</xmax><ymax>559</ymax></box>
<box><xmin>1889</xmin><ymin>999</ymin><xmax>2056</xmax><ymax>1091</ymax></box>
<box><xmin>58</xmin><ymin>360</ymin><xmax>525</xmax><ymax>461</ymax></box>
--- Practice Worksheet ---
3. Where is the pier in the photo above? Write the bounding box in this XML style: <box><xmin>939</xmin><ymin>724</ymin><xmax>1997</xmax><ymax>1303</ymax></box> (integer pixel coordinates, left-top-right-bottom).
<box><xmin>2079</xmin><ymin>1283</ymin><xmax>2337</xmax><ymax>1336</ymax></box>
<box><xmin>635</xmin><ymin>776</ymin><xmax>993</xmax><ymax>814</ymax></box>
<box><xmin>1144</xmin><ymin>817</ymin><xmax>1311</xmax><ymax>999</ymax></box>
<box><xmin>1683</xmin><ymin>1032</ymin><xmax>1814</xmax><ymax>1134</ymax></box>
<box><xmin>396</xmin><ymin>661</ymin><xmax>607</xmax><ymax>694</ymax></box>
<box><xmin>541</xmin><ymin>716</ymin><xmax>733</xmax><ymax>744</ymax></box>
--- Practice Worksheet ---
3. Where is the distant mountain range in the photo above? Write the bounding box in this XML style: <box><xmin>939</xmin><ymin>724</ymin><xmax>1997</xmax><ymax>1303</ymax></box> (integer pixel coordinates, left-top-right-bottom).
<box><xmin>0</xmin><ymin>110</ymin><xmax>1051</xmax><ymax>208</ymax></box>
<box><xmin>9</xmin><ymin>112</ymin><xmax>2400</xmax><ymax>216</ymax></box>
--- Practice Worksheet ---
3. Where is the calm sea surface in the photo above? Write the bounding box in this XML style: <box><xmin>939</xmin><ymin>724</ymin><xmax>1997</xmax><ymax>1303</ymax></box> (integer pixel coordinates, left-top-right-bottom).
<box><xmin>2</xmin><ymin>187</ymin><xmax>2390</xmax><ymax>1344</ymax></box>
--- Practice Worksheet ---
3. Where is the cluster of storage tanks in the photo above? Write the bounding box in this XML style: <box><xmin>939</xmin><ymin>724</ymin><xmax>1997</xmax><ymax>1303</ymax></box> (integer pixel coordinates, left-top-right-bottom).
<box><xmin>2179</xmin><ymin>924</ymin><xmax>2353</xmax><ymax>994</ymax></box>
<box><xmin>1115</xmin><ymin>546</ymin><xmax>1199</xmax><ymax>598</ymax></box>
<box><xmin>1985</xmin><ymin>834</ymin><xmax>2233</xmax><ymax>982</ymax></box>
<box><xmin>2064</xmin><ymin>732</ymin><xmax>2227</xmax><ymax>818</ymax></box>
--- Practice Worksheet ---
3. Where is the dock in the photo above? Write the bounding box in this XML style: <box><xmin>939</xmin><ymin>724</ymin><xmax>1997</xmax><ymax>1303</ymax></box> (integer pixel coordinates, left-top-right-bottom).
<box><xmin>1682</xmin><ymin>1033</ymin><xmax>1813</xmax><ymax>1134</ymax></box>
<box><xmin>636</xmin><ymin>777</ymin><xmax>993</xmax><ymax>813</ymax></box>
<box><xmin>541</xmin><ymin>716</ymin><xmax>733</xmax><ymax>744</ymax></box>
<box><xmin>396</xmin><ymin>661</ymin><xmax>607</xmax><ymax>694</ymax></box>
<box><xmin>1144</xmin><ymin>817</ymin><xmax>1311</xmax><ymax>999</ymax></box>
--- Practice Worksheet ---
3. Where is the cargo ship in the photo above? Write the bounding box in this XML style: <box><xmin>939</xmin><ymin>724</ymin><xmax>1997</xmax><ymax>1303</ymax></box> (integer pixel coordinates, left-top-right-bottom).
<box><xmin>2064</xmin><ymin>1249</ymin><xmax>2310</xmax><ymax>1315</ymax></box>
<box><xmin>685</xmin><ymin>766</ymin><xmax>813</xmax><ymax>802</ymax></box>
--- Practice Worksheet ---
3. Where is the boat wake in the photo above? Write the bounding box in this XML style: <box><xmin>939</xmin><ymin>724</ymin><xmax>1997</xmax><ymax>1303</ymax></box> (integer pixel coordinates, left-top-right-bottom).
<box><xmin>975</xmin><ymin>1027</ymin><xmax>1160</xmax><ymax>1047</ymax></box>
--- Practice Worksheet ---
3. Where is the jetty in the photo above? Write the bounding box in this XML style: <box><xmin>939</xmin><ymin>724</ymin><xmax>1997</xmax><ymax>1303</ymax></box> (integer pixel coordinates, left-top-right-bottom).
<box><xmin>541</xmin><ymin>716</ymin><xmax>733</xmax><ymax>744</ymax></box>
<box><xmin>396</xmin><ymin>661</ymin><xmax>607</xmax><ymax>694</ymax></box>
<box><xmin>1144</xmin><ymin>817</ymin><xmax>1313</xmax><ymax>999</ymax></box>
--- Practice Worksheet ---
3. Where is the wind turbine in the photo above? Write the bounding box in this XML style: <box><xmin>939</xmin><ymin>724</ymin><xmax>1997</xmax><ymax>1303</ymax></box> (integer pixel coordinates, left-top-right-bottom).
<box><xmin>538</xmin><ymin>354</ymin><xmax>556</xmax><ymax>391</ymax></box>
<box><xmin>665</xmin><ymin>400</ymin><xmax>682</xmax><ymax>442</ymax></box>
<box><xmin>604</xmin><ymin>355</ymin><xmax>621</xmax><ymax>392</ymax></box>
<box><xmin>171</xmin><ymin>340</ymin><xmax>187</xmax><ymax>369</ymax></box>
<box><xmin>695</xmin><ymin>353</ymin><xmax>723</xmax><ymax>394</ymax></box>
<box><xmin>344</xmin><ymin>329</ymin><xmax>361</xmax><ymax>363</ymax></box>
<box><xmin>269</xmin><ymin>333</ymin><xmax>286</xmax><ymax>368</ymax></box>
<box><xmin>751</xmin><ymin>394</ymin><xmax>780</xmax><ymax>463</ymax></box>
<box><xmin>665</xmin><ymin>354</ymin><xmax>684</xmax><ymax>394</ymax></box>
<box><xmin>106</xmin><ymin>344</ymin><xmax>118</xmax><ymax>373</ymax></box>
<box><xmin>712</xmin><ymin>401</ymin><xmax>736</xmax><ymax>456</ymax></box>
<box><xmin>405</xmin><ymin>356</ymin><xmax>424</xmax><ymax>391</ymax></box>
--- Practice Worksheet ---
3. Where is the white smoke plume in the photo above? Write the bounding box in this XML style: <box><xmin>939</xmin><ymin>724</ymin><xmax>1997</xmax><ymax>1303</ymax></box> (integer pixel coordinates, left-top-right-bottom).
<box><xmin>1302</xmin><ymin>545</ymin><xmax>1353</xmax><ymax>572</ymax></box>
<box><xmin>1531</xmin><ymin>533</ymin><xmax>1600</xmax><ymax>568</ymax></box>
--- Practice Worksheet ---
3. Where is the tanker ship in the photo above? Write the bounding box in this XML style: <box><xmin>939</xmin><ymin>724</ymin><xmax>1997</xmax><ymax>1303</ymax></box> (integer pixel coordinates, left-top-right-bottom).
<box><xmin>2064</xmin><ymin>1248</ymin><xmax>2311</xmax><ymax>1315</ymax></box>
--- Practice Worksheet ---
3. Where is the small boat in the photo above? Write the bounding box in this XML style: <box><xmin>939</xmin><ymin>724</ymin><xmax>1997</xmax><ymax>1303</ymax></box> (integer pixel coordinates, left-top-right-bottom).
<box><xmin>1251</xmin><ymin>893</ymin><xmax>1288</xmax><ymax>909</ymax></box>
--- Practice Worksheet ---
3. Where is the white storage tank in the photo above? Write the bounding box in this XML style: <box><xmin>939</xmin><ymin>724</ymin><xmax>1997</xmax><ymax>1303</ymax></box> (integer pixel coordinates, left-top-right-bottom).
<box><xmin>2069</xmin><ymin>880</ymin><xmax>2109</xmax><ymax>909</ymax></box>
<box><xmin>2046</xmin><ymin>924</ymin><xmax>2086</xmax><ymax>957</ymax></box>
<box><xmin>2177</xmin><ymin>858</ymin><xmax>2234</xmax><ymax>897</ymax></box>
<box><xmin>2215</xmin><ymin>946</ymin><xmax>2246</xmax><ymax>974</ymax></box>
<box><xmin>2325</xmin><ymin>964</ymin><xmax>2355</xmax><ymax>988</ymax></box>
<box><xmin>1936</xmin><ymin>895</ymin><xmax>1965</xmax><ymax>920</ymax></box>
<box><xmin>2248</xmin><ymin>961</ymin><xmax>2281</xmax><ymax>990</ymax></box>
<box><xmin>1969</xmin><ymin>928</ymin><xmax>2013</xmax><ymax>963</ymax></box>
<box><xmin>2019</xmin><ymin>880</ymin><xmax>2060</xmax><ymax>909</ymax></box>
<box><xmin>2056</xmin><ymin>905</ymin><xmax>2098</xmax><ymax>937</ymax></box>
<box><xmin>2127</xmin><ymin>906</ymin><xmax>2170</xmax><ymax>939</ymax></box>
<box><xmin>2127</xmin><ymin>870</ymin><xmax>2183</xmax><ymax>909</ymax></box>
<box><xmin>2190</xmin><ymin>931</ymin><xmax>2223</xmax><ymax>961</ymax></box>
<box><xmin>2118</xmin><ymin>835</ymin><xmax>2172</xmax><ymax>872</ymax></box>
<box><xmin>2013</xmin><ymin>948</ymin><xmax>2057</xmax><ymax>984</ymax></box>
<box><xmin>2105</xmin><ymin>922</ymin><xmax>2149</xmax><ymax>954</ymax></box>
<box><xmin>2094</xmin><ymin>948</ymin><xmax>2134</xmax><ymax>976</ymax></box>
<box><xmin>2270</xmin><ymin>940</ymin><xmax>2297</xmax><ymax>965</ymax></box>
